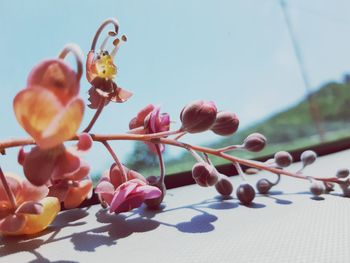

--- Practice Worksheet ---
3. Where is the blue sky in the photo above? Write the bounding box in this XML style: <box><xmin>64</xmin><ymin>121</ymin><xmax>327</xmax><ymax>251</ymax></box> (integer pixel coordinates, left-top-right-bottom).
<box><xmin>0</xmin><ymin>0</ymin><xmax>350</xmax><ymax>175</ymax></box>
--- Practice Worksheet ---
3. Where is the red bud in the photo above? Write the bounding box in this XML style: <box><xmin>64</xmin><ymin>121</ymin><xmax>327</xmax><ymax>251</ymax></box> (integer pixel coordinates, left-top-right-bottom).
<box><xmin>192</xmin><ymin>162</ymin><xmax>218</xmax><ymax>187</ymax></box>
<box><xmin>180</xmin><ymin>100</ymin><xmax>217</xmax><ymax>133</ymax></box>
<box><xmin>211</xmin><ymin>111</ymin><xmax>239</xmax><ymax>136</ymax></box>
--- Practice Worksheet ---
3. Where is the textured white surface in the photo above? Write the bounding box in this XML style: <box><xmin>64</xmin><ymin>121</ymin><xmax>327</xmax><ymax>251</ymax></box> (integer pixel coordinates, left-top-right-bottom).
<box><xmin>1</xmin><ymin>149</ymin><xmax>350</xmax><ymax>263</ymax></box>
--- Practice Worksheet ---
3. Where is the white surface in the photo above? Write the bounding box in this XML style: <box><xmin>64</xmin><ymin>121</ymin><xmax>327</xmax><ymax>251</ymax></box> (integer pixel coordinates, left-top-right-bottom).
<box><xmin>1</xmin><ymin>149</ymin><xmax>350</xmax><ymax>263</ymax></box>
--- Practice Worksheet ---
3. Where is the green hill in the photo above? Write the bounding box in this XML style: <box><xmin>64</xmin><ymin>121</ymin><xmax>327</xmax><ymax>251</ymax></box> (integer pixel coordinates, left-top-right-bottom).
<box><xmin>128</xmin><ymin>81</ymin><xmax>350</xmax><ymax>176</ymax></box>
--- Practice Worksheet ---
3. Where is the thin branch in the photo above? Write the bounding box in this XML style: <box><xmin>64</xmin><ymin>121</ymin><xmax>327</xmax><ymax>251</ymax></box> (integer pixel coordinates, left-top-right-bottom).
<box><xmin>100</xmin><ymin>140</ymin><xmax>127</xmax><ymax>182</ymax></box>
<box><xmin>154</xmin><ymin>144</ymin><xmax>165</xmax><ymax>183</ymax></box>
<box><xmin>83</xmin><ymin>97</ymin><xmax>106</xmax><ymax>133</ymax></box>
<box><xmin>0</xmin><ymin>167</ymin><xmax>17</xmax><ymax>208</ymax></box>
<box><xmin>0</xmin><ymin>133</ymin><xmax>345</xmax><ymax>185</ymax></box>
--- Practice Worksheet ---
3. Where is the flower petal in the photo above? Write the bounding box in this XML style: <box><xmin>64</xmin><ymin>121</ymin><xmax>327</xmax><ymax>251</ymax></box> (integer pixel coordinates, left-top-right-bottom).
<box><xmin>110</xmin><ymin>87</ymin><xmax>133</xmax><ymax>103</ymax></box>
<box><xmin>129</xmin><ymin>104</ymin><xmax>155</xmax><ymax>129</ymax></box>
<box><xmin>95</xmin><ymin>181</ymin><xmax>115</xmax><ymax>194</ymax></box>
<box><xmin>113</xmin><ymin>194</ymin><xmax>145</xmax><ymax>213</ymax></box>
<box><xmin>16</xmin><ymin>197</ymin><xmax>60</xmax><ymax>235</ymax></box>
<box><xmin>48</xmin><ymin>181</ymin><xmax>69</xmax><ymax>202</ymax></box>
<box><xmin>109</xmin><ymin>181</ymin><xmax>139</xmax><ymax>213</ymax></box>
<box><xmin>135</xmin><ymin>185</ymin><xmax>162</xmax><ymax>200</ymax></box>
<box><xmin>16</xmin><ymin>201</ymin><xmax>43</xmax><ymax>215</ymax></box>
<box><xmin>63</xmin><ymin>180</ymin><xmax>93</xmax><ymax>209</ymax></box>
<box><xmin>0</xmin><ymin>214</ymin><xmax>26</xmax><ymax>233</ymax></box>
<box><xmin>52</xmin><ymin>149</ymin><xmax>80</xmax><ymax>179</ymax></box>
<box><xmin>39</xmin><ymin>98</ymin><xmax>85</xmax><ymax>149</ymax></box>
<box><xmin>27</xmin><ymin>59</ymin><xmax>79</xmax><ymax>104</ymax></box>
<box><xmin>13</xmin><ymin>88</ymin><xmax>61</xmax><ymax>145</ymax></box>
<box><xmin>23</xmin><ymin>146</ymin><xmax>60</xmax><ymax>186</ymax></box>
<box><xmin>87</xmin><ymin>87</ymin><xmax>110</xmax><ymax>109</ymax></box>
<box><xmin>21</xmin><ymin>180</ymin><xmax>49</xmax><ymax>202</ymax></box>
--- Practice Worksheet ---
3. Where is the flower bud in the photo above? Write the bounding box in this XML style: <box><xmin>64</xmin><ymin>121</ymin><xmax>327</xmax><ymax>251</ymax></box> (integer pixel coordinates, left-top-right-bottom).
<box><xmin>274</xmin><ymin>151</ymin><xmax>293</xmax><ymax>167</ymax></box>
<box><xmin>144</xmin><ymin>176</ymin><xmax>166</xmax><ymax>209</ymax></box>
<box><xmin>336</xmin><ymin>168</ymin><xmax>349</xmax><ymax>179</ymax></box>
<box><xmin>342</xmin><ymin>187</ymin><xmax>350</xmax><ymax>198</ymax></box>
<box><xmin>310</xmin><ymin>181</ymin><xmax>325</xmax><ymax>196</ymax></box>
<box><xmin>192</xmin><ymin>162</ymin><xmax>218</xmax><ymax>187</ymax></box>
<box><xmin>180</xmin><ymin>100</ymin><xmax>217</xmax><ymax>133</ymax></box>
<box><xmin>236</xmin><ymin>182</ymin><xmax>255</xmax><ymax>205</ymax></box>
<box><xmin>243</xmin><ymin>133</ymin><xmax>267</xmax><ymax>152</ymax></box>
<box><xmin>301</xmin><ymin>150</ymin><xmax>317</xmax><ymax>167</ymax></box>
<box><xmin>210</xmin><ymin>111</ymin><xmax>239</xmax><ymax>136</ymax></box>
<box><xmin>215</xmin><ymin>175</ymin><xmax>233</xmax><ymax>196</ymax></box>
<box><xmin>256</xmin><ymin>178</ymin><xmax>273</xmax><ymax>194</ymax></box>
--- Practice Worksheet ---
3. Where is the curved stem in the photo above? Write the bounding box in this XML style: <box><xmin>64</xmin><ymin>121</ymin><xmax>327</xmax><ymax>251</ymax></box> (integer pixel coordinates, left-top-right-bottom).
<box><xmin>233</xmin><ymin>162</ymin><xmax>247</xmax><ymax>181</ymax></box>
<box><xmin>91</xmin><ymin>18</ymin><xmax>119</xmax><ymax>51</ymax></box>
<box><xmin>154</xmin><ymin>144</ymin><xmax>165</xmax><ymax>183</ymax></box>
<box><xmin>0</xmin><ymin>167</ymin><xmax>16</xmax><ymax>208</ymax></box>
<box><xmin>174</xmin><ymin>131</ymin><xmax>187</xmax><ymax>141</ymax></box>
<box><xmin>83</xmin><ymin>97</ymin><xmax>106</xmax><ymax>133</ymax></box>
<box><xmin>187</xmin><ymin>148</ymin><xmax>205</xmax><ymax>163</ymax></box>
<box><xmin>272</xmin><ymin>173</ymin><xmax>281</xmax><ymax>186</ymax></box>
<box><xmin>58</xmin><ymin>43</ymin><xmax>84</xmax><ymax>82</ymax></box>
<box><xmin>217</xmin><ymin>144</ymin><xmax>241</xmax><ymax>152</ymax></box>
<box><xmin>100</xmin><ymin>140</ymin><xmax>127</xmax><ymax>182</ymax></box>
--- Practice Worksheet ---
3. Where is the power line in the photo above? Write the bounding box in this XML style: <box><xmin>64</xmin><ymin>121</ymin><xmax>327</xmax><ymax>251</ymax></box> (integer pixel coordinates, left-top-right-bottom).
<box><xmin>279</xmin><ymin>0</ymin><xmax>325</xmax><ymax>142</ymax></box>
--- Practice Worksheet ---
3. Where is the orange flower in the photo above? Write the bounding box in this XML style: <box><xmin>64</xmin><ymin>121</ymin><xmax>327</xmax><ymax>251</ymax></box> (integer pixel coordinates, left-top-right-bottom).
<box><xmin>13</xmin><ymin>58</ymin><xmax>84</xmax><ymax>149</ymax></box>
<box><xmin>0</xmin><ymin>173</ymin><xmax>60</xmax><ymax>236</ymax></box>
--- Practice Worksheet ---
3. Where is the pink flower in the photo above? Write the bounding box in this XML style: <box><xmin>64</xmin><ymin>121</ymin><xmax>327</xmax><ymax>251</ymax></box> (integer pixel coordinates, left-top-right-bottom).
<box><xmin>96</xmin><ymin>179</ymin><xmax>161</xmax><ymax>214</ymax></box>
<box><xmin>129</xmin><ymin>104</ymin><xmax>170</xmax><ymax>152</ymax></box>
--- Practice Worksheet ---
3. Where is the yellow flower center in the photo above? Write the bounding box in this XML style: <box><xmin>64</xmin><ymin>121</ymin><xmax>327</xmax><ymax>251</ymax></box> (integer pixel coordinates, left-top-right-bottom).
<box><xmin>95</xmin><ymin>51</ymin><xmax>117</xmax><ymax>79</ymax></box>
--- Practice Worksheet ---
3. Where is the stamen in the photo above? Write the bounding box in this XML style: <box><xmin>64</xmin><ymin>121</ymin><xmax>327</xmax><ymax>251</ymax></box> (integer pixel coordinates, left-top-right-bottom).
<box><xmin>111</xmin><ymin>34</ymin><xmax>127</xmax><ymax>58</ymax></box>
<box><xmin>91</xmin><ymin>18</ymin><xmax>120</xmax><ymax>51</ymax></box>
<box><xmin>99</xmin><ymin>31</ymin><xmax>117</xmax><ymax>51</ymax></box>
<box><xmin>58</xmin><ymin>43</ymin><xmax>84</xmax><ymax>82</ymax></box>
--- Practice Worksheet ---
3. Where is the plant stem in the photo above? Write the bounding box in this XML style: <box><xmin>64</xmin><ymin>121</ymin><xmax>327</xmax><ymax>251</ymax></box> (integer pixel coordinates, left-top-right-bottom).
<box><xmin>0</xmin><ymin>167</ymin><xmax>16</xmax><ymax>208</ymax></box>
<box><xmin>154</xmin><ymin>144</ymin><xmax>165</xmax><ymax>183</ymax></box>
<box><xmin>187</xmin><ymin>148</ymin><xmax>205</xmax><ymax>163</ymax></box>
<box><xmin>0</xmin><ymin>133</ymin><xmax>345</xmax><ymax>185</ymax></box>
<box><xmin>233</xmin><ymin>162</ymin><xmax>247</xmax><ymax>181</ymax></box>
<box><xmin>83</xmin><ymin>97</ymin><xmax>106</xmax><ymax>133</ymax></box>
<box><xmin>100</xmin><ymin>140</ymin><xmax>127</xmax><ymax>182</ymax></box>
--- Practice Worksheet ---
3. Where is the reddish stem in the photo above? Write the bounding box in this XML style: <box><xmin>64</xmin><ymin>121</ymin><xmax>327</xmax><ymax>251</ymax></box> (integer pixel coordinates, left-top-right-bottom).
<box><xmin>0</xmin><ymin>133</ymin><xmax>345</xmax><ymax>185</ymax></box>
<box><xmin>0</xmin><ymin>167</ymin><xmax>16</xmax><ymax>208</ymax></box>
<box><xmin>83</xmin><ymin>97</ymin><xmax>106</xmax><ymax>133</ymax></box>
<box><xmin>100</xmin><ymin>140</ymin><xmax>127</xmax><ymax>182</ymax></box>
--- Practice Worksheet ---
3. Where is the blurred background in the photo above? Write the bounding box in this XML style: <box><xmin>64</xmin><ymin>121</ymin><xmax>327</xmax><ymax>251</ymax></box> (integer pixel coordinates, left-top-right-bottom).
<box><xmin>1</xmin><ymin>0</ymin><xmax>350</xmax><ymax>182</ymax></box>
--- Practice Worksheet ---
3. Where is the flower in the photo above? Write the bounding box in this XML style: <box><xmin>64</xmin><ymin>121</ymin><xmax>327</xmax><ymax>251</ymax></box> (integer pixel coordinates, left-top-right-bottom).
<box><xmin>0</xmin><ymin>173</ymin><xmax>60</xmax><ymax>235</ymax></box>
<box><xmin>95</xmin><ymin>165</ymin><xmax>161</xmax><ymax>213</ymax></box>
<box><xmin>19</xmin><ymin>133</ymin><xmax>93</xmax><ymax>209</ymax></box>
<box><xmin>86</xmin><ymin>32</ymin><xmax>132</xmax><ymax>109</ymax></box>
<box><xmin>129</xmin><ymin>104</ymin><xmax>170</xmax><ymax>152</ymax></box>
<box><xmin>96</xmin><ymin>179</ymin><xmax>162</xmax><ymax>214</ymax></box>
<box><xmin>13</xmin><ymin>59</ymin><xmax>84</xmax><ymax>149</ymax></box>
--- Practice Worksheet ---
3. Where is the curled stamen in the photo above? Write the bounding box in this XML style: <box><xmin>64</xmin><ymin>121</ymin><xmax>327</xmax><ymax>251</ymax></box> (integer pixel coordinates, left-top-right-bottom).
<box><xmin>111</xmin><ymin>34</ymin><xmax>127</xmax><ymax>58</ymax></box>
<box><xmin>91</xmin><ymin>18</ymin><xmax>120</xmax><ymax>51</ymax></box>
<box><xmin>58</xmin><ymin>43</ymin><xmax>84</xmax><ymax>82</ymax></box>
<box><xmin>100</xmin><ymin>31</ymin><xmax>117</xmax><ymax>51</ymax></box>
